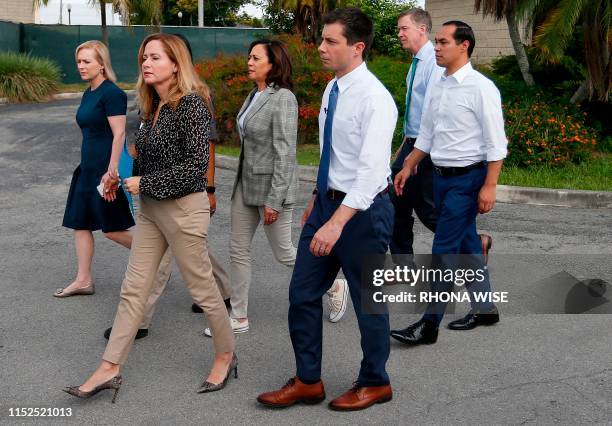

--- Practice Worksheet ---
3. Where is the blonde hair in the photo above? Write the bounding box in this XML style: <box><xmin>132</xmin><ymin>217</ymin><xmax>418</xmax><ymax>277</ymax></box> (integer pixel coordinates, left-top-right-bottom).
<box><xmin>75</xmin><ymin>40</ymin><xmax>117</xmax><ymax>82</ymax></box>
<box><xmin>136</xmin><ymin>33</ymin><xmax>211</xmax><ymax>120</ymax></box>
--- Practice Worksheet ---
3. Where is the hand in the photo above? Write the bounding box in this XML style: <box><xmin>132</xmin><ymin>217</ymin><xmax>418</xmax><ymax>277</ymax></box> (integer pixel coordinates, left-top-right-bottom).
<box><xmin>101</xmin><ymin>172</ymin><xmax>119</xmax><ymax>202</ymax></box>
<box><xmin>478</xmin><ymin>183</ymin><xmax>497</xmax><ymax>214</ymax></box>
<box><xmin>301</xmin><ymin>196</ymin><xmax>316</xmax><ymax>227</ymax></box>
<box><xmin>123</xmin><ymin>176</ymin><xmax>141</xmax><ymax>196</ymax></box>
<box><xmin>263</xmin><ymin>206</ymin><xmax>279</xmax><ymax>225</ymax></box>
<box><xmin>208</xmin><ymin>193</ymin><xmax>217</xmax><ymax>216</ymax></box>
<box><xmin>310</xmin><ymin>220</ymin><xmax>342</xmax><ymax>257</ymax></box>
<box><xmin>107</xmin><ymin>162</ymin><xmax>119</xmax><ymax>181</ymax></box>
<box><xmin>402</xmin><ymin>156</ymin><xmax>418</xmax><ymax>175</ymax></box>
<box><xmin>393</xmin><ymin>166</ymin><xmax>414</xmax><ymax>197</ymax></box>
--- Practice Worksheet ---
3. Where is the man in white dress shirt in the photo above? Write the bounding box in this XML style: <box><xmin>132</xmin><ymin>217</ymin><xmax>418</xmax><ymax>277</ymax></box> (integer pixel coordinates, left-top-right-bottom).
<box><xmin>257</xmin><ymin>8</ymin><xmax>397</xmax><ymax>411</ymax></box>
<box><xmin>392</xmin><ymin>21</ymin><xmax>507</xmax><ymax>345</ymax></box>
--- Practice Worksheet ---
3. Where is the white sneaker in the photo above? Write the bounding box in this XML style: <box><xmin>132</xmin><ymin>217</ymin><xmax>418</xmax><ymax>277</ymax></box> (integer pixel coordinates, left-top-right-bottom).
<box><xmin>327</xmin><ymin>278</ymin><xmax>348</xmax><ymax>323</ymax></box>
<box><xmin>203</xmin><ymin>317</ymin><xmax>249</xmax><ymax>337</ymax></box>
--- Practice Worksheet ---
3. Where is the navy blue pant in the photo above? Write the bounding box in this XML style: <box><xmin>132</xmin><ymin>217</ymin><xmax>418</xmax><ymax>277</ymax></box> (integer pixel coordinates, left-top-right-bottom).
<box><xmin>423</xmin><ymin>166</ymin><xmax>495</xmax><ymax>326</ymax></box>
<box><xmin>390</xmin><ymin>139</ymin><xmax>437</xmax><ymax>257</ymax></box>
<box><xmin>288</xmin><ymin>192</ymin><xmax>394</xmax><ymax>386</ymax></box>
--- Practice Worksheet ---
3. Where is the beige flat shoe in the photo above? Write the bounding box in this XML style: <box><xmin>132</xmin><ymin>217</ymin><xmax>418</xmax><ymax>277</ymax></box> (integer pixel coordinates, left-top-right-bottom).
<box><xmin>53</xmin><ymin>283</ymin><xmax>95</xmax><ymax>298</ymax></box>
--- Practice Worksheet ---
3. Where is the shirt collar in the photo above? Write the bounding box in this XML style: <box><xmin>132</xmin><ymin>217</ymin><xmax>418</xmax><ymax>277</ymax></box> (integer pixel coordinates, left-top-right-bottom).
<box><xmin>445</xmin><ymin>61</ymin><xmax>473</xmax><ymax>84</ymax></box>
<box><xmin>334</xmin><ymin>62</ymin><xmax>367</xmax><ymax>93</ymax></box>
<box><xmin>414</xmin><ymin>41</ymin><xmax>434</xmax><ymax>61</ymax></box>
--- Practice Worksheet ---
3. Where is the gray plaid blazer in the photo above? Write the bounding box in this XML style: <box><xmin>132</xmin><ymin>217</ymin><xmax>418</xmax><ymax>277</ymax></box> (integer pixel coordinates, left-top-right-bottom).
<box><xmin>231</xmin><ymin>85</ymin><xmax>298</xmax><ymax>211</ymax></box>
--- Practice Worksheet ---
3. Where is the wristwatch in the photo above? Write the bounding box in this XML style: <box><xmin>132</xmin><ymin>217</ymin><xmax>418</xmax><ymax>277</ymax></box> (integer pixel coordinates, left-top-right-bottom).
<box><xmin>206</xmin><ymin>186</ymin><xmax>216</xmax><ymax>194</ymax></box>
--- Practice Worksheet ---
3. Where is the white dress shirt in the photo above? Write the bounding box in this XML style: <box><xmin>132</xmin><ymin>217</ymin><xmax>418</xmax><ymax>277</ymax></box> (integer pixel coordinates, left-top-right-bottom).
<box><xmin>404</xmin><ymin>41</ymin><xmax>444</xmax><ymax>138</ymax></box>
<box><xmin>415</xmin><ymin>62</ymin><xmax>508</xmax><ymax>167</ymax></box>
<box><xmin>319</xmin><ymin>62</ymin><xmax>398</xmax><ymax>210</ymax></box>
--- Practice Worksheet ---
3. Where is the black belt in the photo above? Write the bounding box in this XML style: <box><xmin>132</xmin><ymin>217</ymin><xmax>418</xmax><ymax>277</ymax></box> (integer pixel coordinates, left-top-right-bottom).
<box><xmin>326</xmin><ymin>187</ymin><xmax>389</xmax><ymax>200</ymax></box>
<box><xmin>433</xmin><ymin>161</ymin><xmax>486</xmax><ymax>177</ymax></box>
<box><xmin>404</xmin><ymin>137</ymin><xmax>417</xmax><ymax>143</ymax></box>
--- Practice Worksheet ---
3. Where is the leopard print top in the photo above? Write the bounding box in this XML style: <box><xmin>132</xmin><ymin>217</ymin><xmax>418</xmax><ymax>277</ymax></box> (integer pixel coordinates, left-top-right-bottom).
<box><xmin>135</xmin><ymin>93</ymin><xmax>211</xmax><ymax>200</ymax></box>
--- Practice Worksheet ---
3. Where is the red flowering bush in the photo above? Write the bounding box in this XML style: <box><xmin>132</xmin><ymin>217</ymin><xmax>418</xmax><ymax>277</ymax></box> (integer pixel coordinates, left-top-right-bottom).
<box><xmin>504</xmin><ymin>94</ymin><xmax>597</xmax><ymax>167</ymax></box>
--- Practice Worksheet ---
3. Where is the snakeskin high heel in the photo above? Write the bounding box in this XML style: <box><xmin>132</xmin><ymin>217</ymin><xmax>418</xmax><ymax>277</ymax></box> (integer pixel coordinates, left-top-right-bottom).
<box><xmin>196</xmin><ymin>354</ymin><xmax>238</xmax><ymax>393</ymax></box>
<box><xmin>63</xmin><ymin>376</ymin><xmax>122</xmax><ymax>403</ymax></box>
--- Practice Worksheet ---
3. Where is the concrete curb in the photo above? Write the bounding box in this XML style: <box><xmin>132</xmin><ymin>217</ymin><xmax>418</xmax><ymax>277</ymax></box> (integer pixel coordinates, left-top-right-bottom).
<box><xmin>216</xmin><ymin>154</ymin><xmax>612</xmax><ymax>209</ymax></box>
<box><xmin>0</xmin><ymin>89</ymin><xmax>136</xmax><ymax>105</ymax></box>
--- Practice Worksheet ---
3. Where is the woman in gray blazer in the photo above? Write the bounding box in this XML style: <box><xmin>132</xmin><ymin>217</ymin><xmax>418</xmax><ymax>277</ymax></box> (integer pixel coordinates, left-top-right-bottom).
<box><xmin>204</xmin><ymin>40</ymin><xmax>298</xmax><ymax>337</ymax></box>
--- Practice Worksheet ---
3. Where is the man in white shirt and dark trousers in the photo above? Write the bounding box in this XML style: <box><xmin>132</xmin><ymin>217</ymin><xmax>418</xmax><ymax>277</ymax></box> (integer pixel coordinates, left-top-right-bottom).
<box><xmin>257</xmin><ymin>8</ymin><xmax>397</xmax><ymax>411</ymax></box>
<box><xmin>391</xmin><ymin>21</ymin><xmax>507</xmax><ymax>346</ymax></box>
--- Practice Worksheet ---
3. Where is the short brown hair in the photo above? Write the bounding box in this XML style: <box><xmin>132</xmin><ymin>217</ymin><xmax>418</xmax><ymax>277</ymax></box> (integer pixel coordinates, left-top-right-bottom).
<box><xmin>248</xmin><ymin>39</ymin><xmax>293</xmax><ymax>90</ymax></box>
<box><xmin>398</xmin><ymin>8</ymin><xmax>432</xmax><ymax>33</ymax></box>
<box><xmin>322</xmin><ymin>8</ymin><xmax>373</xmax><ymax>59</ymax></box>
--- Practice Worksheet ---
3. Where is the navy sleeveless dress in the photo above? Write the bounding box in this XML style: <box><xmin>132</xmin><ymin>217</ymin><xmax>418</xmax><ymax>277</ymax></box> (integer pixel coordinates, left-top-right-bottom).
<box><xmin>62</xmin><ymin>80</ymin><xmax>135</xmax><ymax>232</ymax></box>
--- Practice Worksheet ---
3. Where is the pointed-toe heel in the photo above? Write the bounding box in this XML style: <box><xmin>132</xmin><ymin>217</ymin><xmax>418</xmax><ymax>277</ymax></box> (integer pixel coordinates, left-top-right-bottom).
<box><xmin>63</xmin><ymin>376</ymin><xmax>122</xmax><ymax>403</ymax></box>
<box><xmin>196</xmin><ymin>354</ymin><xmax>238</xmax><ymax>394</ymax></box>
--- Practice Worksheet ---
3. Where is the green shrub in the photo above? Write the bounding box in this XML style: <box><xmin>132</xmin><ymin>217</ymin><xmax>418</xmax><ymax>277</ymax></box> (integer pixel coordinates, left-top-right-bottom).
<box><xmin>504</xmin><ymin>94</ymin><xmax>597</xmax><ymax>167</ymax></box>
<box><xmin>0</xmin><ymin>52</ymin><xmax>60</xmax><ymax>102</ymax></box>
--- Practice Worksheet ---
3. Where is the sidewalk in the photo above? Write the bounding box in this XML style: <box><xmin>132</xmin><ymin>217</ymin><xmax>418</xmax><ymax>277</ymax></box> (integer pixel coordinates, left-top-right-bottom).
<box><xmin>216</xmin><ymin>154</ymin><xmax>612</xmax><ymax>209</ymax></box>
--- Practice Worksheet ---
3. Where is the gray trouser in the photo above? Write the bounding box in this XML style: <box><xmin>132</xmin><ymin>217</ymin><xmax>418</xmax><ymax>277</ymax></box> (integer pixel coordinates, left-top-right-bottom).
<box><xmin>229</xmin><ymin>183</ymin><xmax>296</xmax><ymax>318</ymax></box>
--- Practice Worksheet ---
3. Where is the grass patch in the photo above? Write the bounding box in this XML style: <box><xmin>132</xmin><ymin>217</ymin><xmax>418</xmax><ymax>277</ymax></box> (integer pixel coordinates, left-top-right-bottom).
<box><xmin>217</xmin><ymin>144</ymin><xmax>321</xmax><ymax>166</ymax></box>
<box><xmin>0</xmin><ymin>52</ymin><xmax>60</xmax><ymax>102</ymax></box>
<box><xmin>218</xmin><ymin>144</ymin><xmax>611</xmax><ymax>191</ymax></box>
<box><xmin>500</xmin><ymin>153</ymin><xmax>612</xmax><ymax>191</ymax></box>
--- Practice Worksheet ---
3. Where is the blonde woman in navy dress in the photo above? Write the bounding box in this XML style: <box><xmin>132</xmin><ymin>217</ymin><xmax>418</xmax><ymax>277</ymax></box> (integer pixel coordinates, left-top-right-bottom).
<box><xmin>55</xmin><ymin>41</ymin><xmax>135</xmax><ymax>298</ymax></box>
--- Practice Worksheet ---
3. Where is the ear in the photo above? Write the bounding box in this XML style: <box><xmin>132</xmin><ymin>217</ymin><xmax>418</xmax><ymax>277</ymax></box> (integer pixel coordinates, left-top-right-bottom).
<box><xmin>353</xmin><ymin>41</ymin><xmax>366</xmax><ymax>58</ymax></box>
<box><xmin>461</xmin><ymin>40</ymin><xmax>470</xmax><ymax>52</ymax></box>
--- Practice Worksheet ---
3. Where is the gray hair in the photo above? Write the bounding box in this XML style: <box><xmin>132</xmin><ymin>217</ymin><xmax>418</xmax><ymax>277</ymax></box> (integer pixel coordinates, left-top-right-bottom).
<box><xmin>398</xmin><ymin>8</ymin><xmax>432</xmax><ymax>33</ymax></box>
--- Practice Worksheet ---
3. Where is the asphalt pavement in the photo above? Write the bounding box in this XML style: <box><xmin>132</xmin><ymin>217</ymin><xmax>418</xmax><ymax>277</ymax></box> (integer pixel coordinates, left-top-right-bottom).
<box><xmin>0</xmin><ymin>98</ymin><xmax>611</xmax><ymax>425</ymax></box>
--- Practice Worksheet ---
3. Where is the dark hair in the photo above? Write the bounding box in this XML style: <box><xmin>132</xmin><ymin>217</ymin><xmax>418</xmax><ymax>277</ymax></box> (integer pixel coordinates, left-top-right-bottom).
<box><xmin>322</xmin><ymin>7</ymin><xmax>373</xmax><ymax>59</ymax></box>
<box><xmin>171</xmin><ymin>33</ymin><xmax>193</xmax><ymax>61</ymax></box>
<box><xmin>248</xmin><ymin>39</ymin><xmax>293</xmax><ymax>90</ymax></box>
<box><xmin>398</xmin><ymin>8</ymin><xmax>432</xmax><ymax>33</ymax></box>
<box><xmin>442</xmin><ymin>20</ymin><xmax>475</xmax><ymax>57</ymax></box>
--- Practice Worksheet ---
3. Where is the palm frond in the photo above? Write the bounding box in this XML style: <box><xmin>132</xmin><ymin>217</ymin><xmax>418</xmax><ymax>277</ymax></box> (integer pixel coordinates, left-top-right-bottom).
<box><xmin>534</xmin><ymin>0</ymin><xmax>586</xmax><ymax>62</ymax></box>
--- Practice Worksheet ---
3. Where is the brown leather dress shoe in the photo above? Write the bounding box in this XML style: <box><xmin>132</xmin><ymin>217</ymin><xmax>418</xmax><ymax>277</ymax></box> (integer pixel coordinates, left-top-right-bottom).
<box><xmin>329</xmin><ymin>383</ymin><xmax>393</xmax><ymax>411</ymax></box>
<box><xmin>480</xmin><ymin>233</ymin><xmax>493</xmax><ymax>264</ymax></box>
<box><xmin>257</xmin><ymin>377</ymin><xmax>326</xmax><ymax>408</ymax></box>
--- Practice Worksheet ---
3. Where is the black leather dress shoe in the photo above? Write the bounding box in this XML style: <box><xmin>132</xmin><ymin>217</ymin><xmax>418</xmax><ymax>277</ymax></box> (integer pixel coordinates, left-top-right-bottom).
<box><xmin>390</xmin><ymin>319</ymin><xmax>438</xmax><ymax>345</ymax></box>
<box><xmin>191</xmin><ymin>298</ymin><xmax>231</xmax><ymax>313</ymax></box>
<box><xmin>447</xmin><ymin>306</ymin><xmax>499</xmax><ymax>330</ymax></box>
<box><xmin>104</xmin><ymin>327</ymin><xmax>148</xmax><ymax>340</ymax></box>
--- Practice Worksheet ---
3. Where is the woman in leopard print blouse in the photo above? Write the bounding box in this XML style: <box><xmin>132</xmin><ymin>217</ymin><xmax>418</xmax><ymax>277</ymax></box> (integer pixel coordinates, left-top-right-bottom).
<box><xmin>64</xmin><ymin>34</ymin><xmax>236</xmax><ymax>402</ymax></box>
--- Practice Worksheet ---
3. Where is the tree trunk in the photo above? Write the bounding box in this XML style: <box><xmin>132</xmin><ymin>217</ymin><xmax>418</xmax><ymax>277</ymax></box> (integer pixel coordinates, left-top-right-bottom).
<box><xmin>100</xmin><ymin>0</ymin><xmax>109</xmax><ymax>46</ymax></box>
<box><xmin>570</xmin><ymin>80</ymin><xmax>589</xmax><ymax>104</ymax></box>
<box><xmin>506</xmin><ymin>10</ymin><xmax>534</xmax><ymax>86</ymax></box>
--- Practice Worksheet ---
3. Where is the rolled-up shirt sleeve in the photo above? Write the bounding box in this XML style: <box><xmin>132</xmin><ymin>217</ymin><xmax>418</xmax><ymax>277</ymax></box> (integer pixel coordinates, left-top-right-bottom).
<box><xmin>414</xmin><ymin>91</ymin><xmax>435</xmax><ymax>154</ymax></box>
<box><xmin>479</xmin><ymin>82</ymin><xmax>508</xmax><ymax>162</ymax></box>
<box><xmin>342</xmin><ymin>94</ymin><xmax>397</xmax><ymax>210</ymax></box>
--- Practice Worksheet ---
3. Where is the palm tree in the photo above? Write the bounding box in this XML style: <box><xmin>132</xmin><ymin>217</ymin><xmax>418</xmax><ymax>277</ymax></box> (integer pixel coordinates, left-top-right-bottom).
<box><xmin>35</xmin><ymin>1</ymin><xmax>162</xmax><ymax>46</ymax></box>
<box><xmin>276</xmin><ymin>0</ymin><xmax>343</xmax><ymax>42</ymax></box>
<box><xmin>529</xmin><ymin>0</ymin><xmax>610</xmax><ymax>102</ymax></box>
<box><xmin>474</xmin><ymin>0</ymin><xmax>535</xmax><ymax>86</ymax></box>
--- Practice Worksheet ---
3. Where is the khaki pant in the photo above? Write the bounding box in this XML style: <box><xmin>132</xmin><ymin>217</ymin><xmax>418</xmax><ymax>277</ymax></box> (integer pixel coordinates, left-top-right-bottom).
<box><xmin>229</xmin><ymin>183</ymin><xmax>296</xmax><ymax>319</ymax></box>
<box><xmin>103</xmin><ymin>192</ymin><xmax>235</xmax><ymax>365</ymax></box>
<box><xmin>139</xmin><ymin>248</ymin><xmax>231</xmax><ymax>329</ymax></box>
